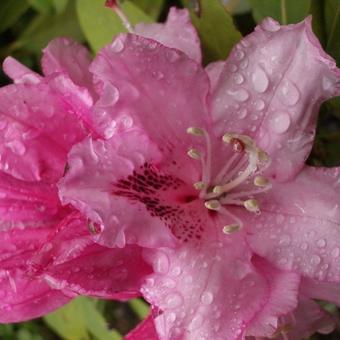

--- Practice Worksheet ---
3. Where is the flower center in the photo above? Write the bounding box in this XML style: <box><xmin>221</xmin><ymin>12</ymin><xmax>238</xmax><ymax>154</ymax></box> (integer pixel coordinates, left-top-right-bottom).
<box><xmin>186</xmin><ymin>127</ymin><xmax>272</xmax><ymax>234</ymax></box>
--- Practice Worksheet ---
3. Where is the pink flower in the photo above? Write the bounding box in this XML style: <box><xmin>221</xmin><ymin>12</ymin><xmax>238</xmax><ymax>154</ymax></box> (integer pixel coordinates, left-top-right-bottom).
<box><xmin>59</xmin><ymin>8</ymin><xmax>340</xmax><ymax>339</ymax></box>
<box><xmin>0</xmin><ymin>38</ymin><xmax>151</xmax><ymax>322</ymax></box>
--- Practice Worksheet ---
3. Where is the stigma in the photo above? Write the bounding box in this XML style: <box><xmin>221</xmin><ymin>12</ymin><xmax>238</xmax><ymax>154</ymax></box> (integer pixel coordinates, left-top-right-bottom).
<box><xmin>187</xmin><ymin>127</ymin><xmax>272</xmax><ymax>234</ymax></box>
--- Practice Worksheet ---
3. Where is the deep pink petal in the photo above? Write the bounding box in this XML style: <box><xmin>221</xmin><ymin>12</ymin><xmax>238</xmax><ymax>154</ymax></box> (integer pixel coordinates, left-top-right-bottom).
<box><xmin>31</xmin><ymin>212</ymin><xmax>152</xmax><ymax>299</ymax></box>
<box><xmin>135</xmin><ymin>7</ymin><xmax>201</xmax><ymax>63</ymax></box>
<box><xmin>59</xmin><ymin>130</ymin><xmax>179</xmax><ymax>248</ymax></box>
<box><xmin>3</xmin><ymin>57</ymin><xmax>42</xmax><ymax>85</ymax></box>
<box><xmin>141</xmin><ymin>231</ymin><xmax>299</xmax><ymax>339</ymax></box>
<box><xmin>42</xmin><ymin>38</ymin><xmax>94</xmax><ymax>91</ymax></box>
<box><xmin>125</xmin><ymin>315</ymin><xmax>158</xmax><ymax>340</ymax></box>
<box><xmin>210</xmin><ymin>17</ymin><xmax>340</xmax><ymax>181</ymax></box>
<box><xmin>247</xmin><ymin>166</ymin><xmax>340</xmax><ymax>282</ymax></box>
<box><xmin>0</xmin><ymin>79</ymin><xmax>90</xmax><ymax>183</ymax></box>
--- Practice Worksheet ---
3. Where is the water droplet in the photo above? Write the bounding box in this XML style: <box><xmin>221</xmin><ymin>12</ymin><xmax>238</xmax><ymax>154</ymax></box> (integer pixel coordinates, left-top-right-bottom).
<box><xmin>104</xmin><ymin>120</ymin><xmax>117</xmax><ymax>139</ymax></box>
<box><xmin>111</xmin><ymin>37</ymin><xmax>125</xmax><ymax>53</ymax></box>
<box><xmin>233</xmin><ymin>73</ymin><xmax>244</xmax><ymax>85</ymax></box>
<box><xmin>237</xmin><ymin>108</ymin><xmax>247</xmax><ymax>119</ymax></box>
<box><xmin>261</xmin><ymin>18</ymin><xmax>280</xmax><ymax>32</ymax></box>
<box><xmin>235</xmin><ymin>50</ymin><xmax>245</xmax><ymax>60</ymax></box>
<box><xmin>279</xmin><ymin>234</ymin><xmax>291</xmax><ymax>246</ymax></box>
<box><xmin>269</xmin><ymin>111</ymin><xmax>291</xmax><ymax>134</ymax></box>
<box><xmin>167</xmin><ymin>312</ymin><xmax>177</xmax><ymax>323</ymax></box>
<box><xmin>152</xmin><ymin>70</ymin><xmax>164</xmax><ymax>80</ymax></box>
<box><xmin>167</xmin><ymin>50</ymin><xmax>180</xmax><ymax>63</ymax></box>
<box><xmin>188</xmin><ymin>314</ymin><xmax>203</xmax><ymax>330</ymax></box>
<box><xmin>154</xmin><ymin>252</ymin><xmax>170</xmax><ymax>274</ymax></box>
<box><xmin>300</xmin><ymin>242</ymin><xmax>308</xmax><ymax>250</ymax></box>
<box><xmin>201</xmin><ymin>291</ymin><xmax>214</xmax><ymax>305</ymax></box>
<box><xmin>165</xmin><ymin>292</ymin><xmax>183</xmax><ymax>308</ymax></box>
<box><xmin>227</xmin><ymin>88</ymin><xmax>249</xmax><ymax>102</ymax></box>
<box><xmin>252</xmin><ymin>67</ymin><xmax>269</xmax><ymax>93</ymax></box>
<box><xmin>229</xmin><ymin>64</ymin><xmax>237</xmax><ymax>72</ymax></box>
<box><xmin>171</xmin><ymin>267</ymin><xmax>182</xmax><ymax>277</ymax></box>
<box><xmin>331</xmin><ymin>247</ymin><xmax>340</xmax><ymax>258</ymax></box>
<box><xmin>98</xmin><ymin>84</ymin><xmax>119</xmax><ymax>106</ymax></box>
<box><xmin>254</xmin><ymin>99</ymin><xmax>265</xmax><ymax>111</ymax></box>
<box><xmin>6</xmin><ymin>140</ymin><xmax>26</xmax><ymax>156</ymax></box>
<box><xmin>239</xmin><ymin>58</ymin><xmax>249</xmax><ymax>69</ymax></box>
<box><xmin>311</xmin><ymin>255</ymin><xmax>321</xmax><ymax>265</ymax></box>
<box><xmin>278</xmin><ymin>80</ymin><xmax>300</xmax><ymax>106</ymax></box>
<box><xmin>316</xmin><ymin>239</ymin><xmax>327</xmax><ymax>248</ymax></box>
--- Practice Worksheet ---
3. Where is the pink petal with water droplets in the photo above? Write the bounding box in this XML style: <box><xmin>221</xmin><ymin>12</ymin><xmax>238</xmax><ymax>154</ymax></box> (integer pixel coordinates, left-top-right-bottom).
<box><xmin>31</xmin><ymin>212</ymin><xmax>152</xmax><ymax>299</ymax></box>
<box><xmin>210</xmin><ymin>17</ymin><xmax>340</xmax><ymax>181</ymax></box>
<box><xmin>3</xmin><ymin>57</ymin><xmax>42</xmax><ymax>85</ymax></box>
<box><xmin>59</xmin><ymin>130</ymin><xmax>178</xmax><ymax>248</ymax></box>
<box><xmin>135</xmin><ymin>7</ymin><xmax>201</xmax><ymax>63</ymax></box>
<box><xmin>42</xmin><ymin>38</ymin><xmax>94</xmax><ymax>92</ymax></box>
<box><xmin>247</xmin><ymin>166</ymin><xmax>340</xmax><ymax>282</ymax></box>
<box><xmin>125</xmin><ymin>315</ymin><xmax>158</xmax><ymax>340</ymax></box>
<box><xmin>0</xmin><ymin>79</ymin><xmax>90</xmax><ymax>183</ymax></box>
<box><xmin>0</xmin><ymin>227</ymin><xmax>70</xmax><ymax>322</ymax></box>
<box><xmin>141</xmin><ymin>230</ymin><xmax>299</xmax><ymax>339</ymax></box>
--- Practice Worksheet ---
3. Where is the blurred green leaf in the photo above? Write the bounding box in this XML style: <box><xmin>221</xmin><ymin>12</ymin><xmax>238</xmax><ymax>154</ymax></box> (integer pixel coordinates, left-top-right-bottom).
<box><xmin>44</xmin><ymin>297</ymin><xmax>122</xmax><ymax>340</ymax></box>
<box><xmin>27</xmin><ymin>0</ymin><xmax>54</xmax><ymax>14</ymax></box>
<box><xmin>183</xmin><ymin>0</ymin><xmax>242</xmax><ymax>64</ymax></box>
<box><xmin>129</xmin><ymin>298</ymin><xmax>150</xmax><ymax>319</ymax></box>
<box><xmin>52</xmin><ymin>0</ymin><xmax>69</xmax><ymax>14</ymax></box>
<box><xmin>249</xmin><ymin>0</ymin><xmax>311</xmax><ymax>24</ymax></box>
<box><xmin>11</xmin><ymin>1</ymin><xmax>83</xmax><ymax>54</ymax></box>
<box><xmin>309</xmin><ymin>0</ymin><xmax>326</xmax><ymax>46</ymax></box>
<box><xmin>131</xmin><ymin>0</ymin><xmax>165</xmax><ymax>19</ymax></box>
<box><xmin>0</xmin><ymin>0</ymin><xmax>29</xmax><ymax>34</ymax></box>
<box><xmin>76</xmin><ymin>0</ymin><xmax>152</xmax><ymax>53</ymax></box>
<box><xmin>325</xmin><ymin>0</ymin><xmax>340</xmax><ymax>63</ymax></box>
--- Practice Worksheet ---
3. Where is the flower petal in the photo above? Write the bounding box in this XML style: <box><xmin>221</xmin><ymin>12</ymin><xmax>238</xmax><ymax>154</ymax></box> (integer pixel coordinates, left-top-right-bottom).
<box><xmin>31</xmin><ymin>212</ymin><xmax>152</xmax><ymax>299</ymax></box>
<box><xmin>59</xmin><ymin>131</ymin><xmax>178</xmax><ymax>248</ymax></box>
<box><xmin>210</xmin><ymin>17</ymin><xmax>340</xmax><ymax>181</ymax></box>
<box><xmin>135</xmin><ymin>7</ymin><xmax>201</xmax><ymax>63</ymax></box>
<box><xmin>141</xmin><ymin>232</ymin><xmax>299</xmax><ymax>339</ymax></box>
<box><xmin>3</xmin><ymin>57</ymin><xmax>41</xmax><ymax>85</ymax></box>
<box><xmin>125</xmin><ymin>315</ymin><xmax>158</xmax><ymax>340</ymax></box>
<box><xmin>89</xmin><ymin>33</ymin><xmax>210</xmax><ymax>146</ymax></box>
<box><xmin>0</xmin><ymin>80</ymin><xmax>90</xmax><ymax>183</ymax></box>
<box><xmin>42</xmin><ymin>38</ymin><xmax>94</xmax><ymax>91</ymax></box>
<box><xmin>247</xmin><ymin>166</ymin><xmax>340</xmax><ymax>281</ymax></box>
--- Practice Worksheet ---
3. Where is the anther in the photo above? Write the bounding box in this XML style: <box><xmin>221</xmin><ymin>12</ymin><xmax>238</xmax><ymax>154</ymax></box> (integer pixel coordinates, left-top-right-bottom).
<box><xmin>204</xmin><ymin>200</ymin><xmax>221</xmax><ymax>211</ymax></box>
<box><xmin>212</xmin><ymin>185</ymin><xmax>224</xmax><ymax>195</ymax></box>
<box><xmin>187</xmin><ymin>127</ymin><xmax>204</xmax><ymax>136</ymax></box>
<box><xmin>222</xmin><ymin>133</ymin><xmax>234</xmax><ymax>144</ymax></box>
<box><xmin>223</xmin><ymin>224</ymin><xmax>240</xmax><ymax>234</ymax></box>
<box><xmin>193</xmin><ymin>181</ymin><xmax>205</xmax><ymax>190</ymax></box>
<box><xmin>231</xmin><ymin>138</ymin><xmax>245</xmax><ymax>153</ymax></box>
<box><xmin>258</xmin><ymin>150</ymin><xmax>270</xmax><ymax>163</ymax></box>
<box><xmin>254</xmin><ymin>176</ymin><xmax>270</xmax><ymax>187</ymax></box>
<box><xmin>187</xmin><ymin>148</ymin><xmax>201</xmax><ymax>160</ymax></box>
<box><xmin>244</xmin><ymin>199</ymin><xmax>260</xmax><ymax>212</ymax></box>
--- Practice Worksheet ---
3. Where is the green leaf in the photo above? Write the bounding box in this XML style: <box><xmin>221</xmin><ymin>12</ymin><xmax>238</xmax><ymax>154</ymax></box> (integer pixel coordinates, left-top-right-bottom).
<box><xmin>44</xmin><ymin>297</ymin><xmax>122</xmax><ymax>340</ymax></box>
<box><xmin>183</xmin><ymin>0</ymin><xmax>242</xmax><ymax>64</ymax></box>
<box><xmin>52</xmin><ymin>0</ymin><xmax>69</xmax><ymax>14</ymax></box>
<box><xmin>76</xmin><ymin>0</ymin><xmax>152</xmax><ymax>53</ymax></box>
<box><xmin>129</xmin><ymin>298</ymin><xmax>150</xmax><ymax>319</ymax></box>
<box><xmin>12</xmin><ymin>1</ymin><xmax>83</xmax><ymax>54</ymax></box>
<box><xmin>27</xmin><ymin>0</ymin><xmax>54</xmax><ymax>14</ymax></box>
<box><xmin>249</xmin><ymin>0</ymin><xmax>311</xmax><ymax>24</ymax></box>
<box><xmin>0</xmin><ymin>0</ymin><xmax>29</xmax><ymax>34</ymax></box>
<box><xmin>131</xmin><ymin>0</ymin><xmax>165</xmax><ymax>20</ymax></box>
<box><xmin>325</xmin><ymin>0</ymin><xmax>340</xmax><ymax>63</ymax></box>
<box><xmin>309</xmin><ymin>0</ymin><xmax>326</xmax><ymax>47</ymax></box>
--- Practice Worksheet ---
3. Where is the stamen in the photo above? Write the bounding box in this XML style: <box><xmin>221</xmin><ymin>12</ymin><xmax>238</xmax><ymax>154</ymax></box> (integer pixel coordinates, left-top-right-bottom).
<box><xmin>204</xmin><ymin>200</ymin><xmax>221</xmax><ymax>211</ymax></box>
<box><xmin>187</xmin><ymin>148</ymin><xmax>201</xmax><ymax>160</ymax></box>
<box><xmin>193</xmin><ymin>181</ymin><xmax>205</xmax><ymax>190</ymax></box>
<box><xmin>222</xmin><ymin>133</ymin><xmax>234</xmax><ymax>144</ymax></box>
<box><xmin>244</xmin><ymin>199</ymin><xmax>260</xmax><ymax>213</ymax></box>
<box><xmin>187</xmin><ymin>127</ymin><xmax>205</xmax><ymax>136</ymax></box>
<box><xmin>212</xmin><ymin>185</ymin><xmax>224</xmax><ymax>195</ymax></box>
<box><xmin>218</xmin><ymin>206</ymin><xmax>244</xmax><ymax>229</ymax></box>
<box><xmin>231</xmin><ymin>138</ymin><xmax>245</xmax><ymax>153</ymax></box>
<box><xmin>223</xmin><ymin>224</ymin><xmax>240</xmax><ymax>234</ymax></box>
<box><xmin>254</xmin><ymin>176</ymin><xmax>270</xmax><ymax>187</ymax></box>
<box><xmin>105</xmin><ymin>0</ymin><xmax>134</xmax><ymax>33</ymax></box>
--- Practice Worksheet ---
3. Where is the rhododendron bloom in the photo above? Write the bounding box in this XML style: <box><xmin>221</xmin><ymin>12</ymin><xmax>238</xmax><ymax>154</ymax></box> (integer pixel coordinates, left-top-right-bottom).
<box><xmin>58</xmin><ymin>7</ymin><xmax>340</xmax><ymax>340</ymax></box>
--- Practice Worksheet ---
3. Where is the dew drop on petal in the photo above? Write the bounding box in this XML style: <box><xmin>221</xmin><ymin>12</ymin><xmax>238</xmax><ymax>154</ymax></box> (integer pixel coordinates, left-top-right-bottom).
<box><xmin>6</xmin><ymin>140</ymin><xmax>26</xmax><ymax>156</ymax></box>
<box><xmin>251</xmin><ymin>67</ymin><xmax>269</xmax><ymax>93</ymax></box>
<box><xmin>154</xmin><ymin>252</ymin><xmax>170</xmax><ymax>274</ymax></box>
<box><xmin>261</xmin><ymin>18</ymin><xmax>280</xmax><ymax>32</ymax></box>
<box><xmin>233</xmin><ymin>73</ymin><xmax>244</xmax><ymax>85</ymax></box>
<box><xmin>278</xmin><ymin>80</ymin><xmax>300</xmax><ymax>106</ymax></box>
<box><xmin>331</xmin><ymin>247</ymin><xmax>340</xmax><ymax>258</ymax></box>
<box><xmin>239</xmin><ymin>58</ymin><xmax>249</xmax><ymax>69</ymax></box>
<box><xmin>316</xmin><ymin>239</ymin><xmax>327</xmax><ymax>248</ymax></box>
<box><xmin>111</xmin><ymin>37</ymin><xmax>125</xmax><ymax>53</ymax></box>
<box><xmin>254</xmin><ymin>99</ymin><xmax>265</xmax><ymax>111</ymax></box>
<box><xmin>269</xmin><ymin>111</ymin><xmax>291</xmax><ymax>134</ymax></box>
<box><xmin>227</xmin><ymin>88</ymin><xmax>249</xmax><ymax>102</ymax></box>
<box><xmin>165</xmin><ymin>292</ymin><xmax>183</xmax><ymax>308</ymax></box>
<box><xmin>201</xmin><ymin>291</ymin><xmax>214</xmax><ymax>305</ymax></box>
<box><xmin>311</xmin><ymin>255</ymin><xmax>321</xmax><ymax>265</ymax></box>
<box><xmin>188</xmin><ymin>314</ymin><xmax>203</xmax><ymax>330</ymax></box>
<box><xmin>237</xmin><ymin>108</ymin><xmax>248</xmax><ymax>119</ymax></box>
<box><xmin>99</xmin><ymin>84</ymin><xmax>120</xmax><ymax>106</ymax></box>
<box><xmin>235</xmin><ymin>50</ymin><xmax>245</xmax><ymax>60</ymax></box>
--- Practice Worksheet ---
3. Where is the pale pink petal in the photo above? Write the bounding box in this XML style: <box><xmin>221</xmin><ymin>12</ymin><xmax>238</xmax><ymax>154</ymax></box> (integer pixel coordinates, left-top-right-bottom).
<box><xmin>141</xmin><ymin>230</ymin><xmax>299</xmax><ymax>339</ymax></box>
<box><xmin>247</xmin><ymin>166</ymin><xmax>340</xmax><ymax>282</ymax></box>
<box><xmin>210</xmin><ymin>17</ymin><xmax>340</xmax><ymax>181</ymax></box>
<box><xmin>3</xmin><ymin>57</ymin><xmax>41</xmax><ymax>85</ymax></box>
<box><xmin>59</xmin><ymin>131</ymin><xmax>178</xmax><ymax>248</ymax></box>
<box><xmin>125</xmin><ymin>315</ymin><xmax>158</xmax><ymax>340</ymax></box>
<box><xmin>42</xmin><ymin>38</ymin><xmax>94</xmax><ymax>91</ymax></box>
<box><xmin>89</xmin><ymin>34</ymin><xmax>210</xmax><ymax>150</ymax></box>
<box><xmin>205</xmin><ymin>61</ymin><xmax>225</xmax><ymax>93</ymax></box>
<box><xmin>0</xmin><ymin>80</ymin><xmax>90</xmax><ymax>183</ymax></box>
<box><xmin>0</xmin><ymin>227</ymin><xmax>70</xmax><ymax>322</ymax></box>
<box><xmin>135</xmin><ymin>7</ymin><xmax>201</xmax><ymax>63</ymax></box>
<box><xmin>31</xmin><ymin>212</ymin><xmax>152</xmax><ymax>299</ymax></box>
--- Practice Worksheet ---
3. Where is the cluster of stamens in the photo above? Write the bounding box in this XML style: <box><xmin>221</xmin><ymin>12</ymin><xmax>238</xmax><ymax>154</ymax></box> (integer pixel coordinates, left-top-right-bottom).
<box><xmin>186</xmin><ymin>127</ymin><xmax>272</xmax><ymax>234</ymax></box>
